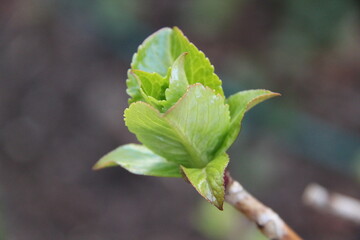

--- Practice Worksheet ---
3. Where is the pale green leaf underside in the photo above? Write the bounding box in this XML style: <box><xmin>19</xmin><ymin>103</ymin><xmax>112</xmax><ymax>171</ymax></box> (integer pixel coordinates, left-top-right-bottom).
<box><xmin>131</xmin><ymin>28</ymin><xmax>173</xmax><ymax>76</ymax></box>
<box><xmin>181</xmin><ymin>153</ymin><xmax>229</xmax><ymax>210</ymax></box>
<box><xmin>125</xmin><ymin>84</ymin><xmax>230</xmax><ymax>168</ymax></box>
<box><xmin>217</xmin><ymin>89</ymin><xmax>280</xmax><ymax>154</ymax></box>
<box><xmin>93</xmin><ymin>144</ymin><xmax>181</xmax><ymax>177</ymax></box>
<box><xmin>127</xmin><ymin>27</ymin><xmax>223</xmax><ymax>103</ymax></box>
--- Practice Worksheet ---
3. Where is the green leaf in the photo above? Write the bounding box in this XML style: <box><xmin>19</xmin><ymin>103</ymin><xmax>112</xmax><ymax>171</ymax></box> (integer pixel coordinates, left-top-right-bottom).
<box><xmin>171</xmin><ymin>27</ymin><xmax>223</xmax><ymax>96</ymax></box>
<box><xmin>181</xmin><ymin>153</ymin><xmax>229</xmax><ymax>210</ymax></box>
<box><xmin>163</xmin><ymin>53</ymin><xmax>189</xmax><ymax>109</ymax></box>
<box><xmin>93</xmin><ymin>144</ymin><xmax>181</xmax><ymax>177</ymax></box>
<box><xmin>128</xmin><ymin>27</ymin><xmax>223</xmax><ymax>104</ymax></box>
<box><xmin>131</xmin><ymin>28</ymin><xmax>173</xmax><ymax>76</ymax></box>
<box><xmin>131</xmin><ymin>70</ymin><xmax>169</xmax><ymax>100</ymax></box>
<box><xmin>126</xmin><ymin>28</ymin><xmax>172</xmax><ymax>104</ymax></box>
<box><xmin>126</xmin><ymin>69</ymin><xmax>144</xmax><ymax>104</ymax></box>
<box><xmin>124</xmin><ymin>84</ymin><xmax>230</xmax><ymax>168</ymax></box>
<box><xmin>128</xmin><ymin>70</ymin><xmax>168</xmax><ymax>110</ymax></box>
<box><xmin>217</xmin><ymin>90</ymin><xmax>280</xmax><ymax>154</ymax></box>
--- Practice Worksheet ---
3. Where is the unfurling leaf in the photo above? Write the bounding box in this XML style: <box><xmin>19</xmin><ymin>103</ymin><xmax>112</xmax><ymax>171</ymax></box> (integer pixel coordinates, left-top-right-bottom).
<box><xmin>131</xmin><ymin>70</ymin><xmax>169</xmax><ymax>100</ymax></box>
<box><xmin>127</xmin><ymin>27</ymin><xmax>223</xmax><ymax>105</ymax></box>
<box><xmin>163</xmin><ymin>53</ymin><xmax>189</xmax><ymax>110</ymax></box>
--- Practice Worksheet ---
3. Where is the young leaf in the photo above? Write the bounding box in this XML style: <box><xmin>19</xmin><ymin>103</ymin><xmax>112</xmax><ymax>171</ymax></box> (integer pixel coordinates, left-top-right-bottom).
<box><xmin>163</xmin><ymin>53</ymin><xmax>189</xmax><ymax>109</ymax></box>
<box><xmin>128</xmin><ymin>27</ymin><xmax>223</xmax><ymax>104</ymax></box>
<box><xmin>181</xmin><ymin>153</ymin><xmax>229</xmax><ymax>210</ymax></box>
<box><xmin>124</xmin><ymin>84</ymin><xmax>230</xmax><ymax>168</ymax></box>
<box><xmin>171</xmin><ymin>27</ymin><xmax>223</xmax><ymax>96</ymax></box>
<box><xmin>128</xmin><ymin>71</ymin><xmax>168</xmax><ymax>110</ymax></box>
<box><xmin>131</xmin><ymin>70</ymin><xmax>169</xmax><ymax>100</ymax></box>
<box><xmin>126</xmin><ymin>69</ymin><xmax>144</xmax><ymax>104</ymax></box>
<box><xmin>93</xmin><ymin>144</ymin><xmax>181</xmax><ymax>177</ymax></box>
<box><xmin>217</xmin><ymin>90</ymin><xmax>280</xmax><ymax>154</ymax></box>
<box><xmin>132</xmin><ymin>28</ymin><xmax>173</xmax><ymax>76</ymax></box>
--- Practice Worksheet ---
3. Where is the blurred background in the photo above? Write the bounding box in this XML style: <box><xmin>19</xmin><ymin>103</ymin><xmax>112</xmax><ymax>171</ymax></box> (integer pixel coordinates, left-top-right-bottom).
<box><xmin>1</xmin><ymin>0</ymin><xmax>360</xmax><ymax>239</ymax></box>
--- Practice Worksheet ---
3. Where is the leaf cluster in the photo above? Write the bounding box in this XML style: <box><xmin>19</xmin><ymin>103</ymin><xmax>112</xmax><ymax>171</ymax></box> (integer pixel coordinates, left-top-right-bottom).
<box><xmin>94</xmin><ymin>27</ymin><xmax>279</xmax><ymax>209</ymax></box>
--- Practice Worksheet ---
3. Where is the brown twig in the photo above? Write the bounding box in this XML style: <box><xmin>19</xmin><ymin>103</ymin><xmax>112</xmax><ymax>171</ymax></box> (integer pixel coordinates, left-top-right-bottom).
<box><xmin>224</xmin><ymin>171</ymin><xmax>302</xmax><ymax>240</ymax></box>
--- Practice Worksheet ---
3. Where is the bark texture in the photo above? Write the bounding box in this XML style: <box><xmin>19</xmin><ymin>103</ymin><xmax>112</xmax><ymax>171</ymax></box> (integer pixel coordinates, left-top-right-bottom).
<box><xmin>225</xmin><ymin>172</ymin><xmax>302</xmax><ymax>240</ymax></box>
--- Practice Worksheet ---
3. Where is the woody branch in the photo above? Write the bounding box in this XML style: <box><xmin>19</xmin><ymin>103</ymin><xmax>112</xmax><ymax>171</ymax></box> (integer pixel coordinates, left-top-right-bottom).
<box><xmin>224</xmin><ymin>171</ymin><xmax>302</xmax><ymax>240</ymax></box>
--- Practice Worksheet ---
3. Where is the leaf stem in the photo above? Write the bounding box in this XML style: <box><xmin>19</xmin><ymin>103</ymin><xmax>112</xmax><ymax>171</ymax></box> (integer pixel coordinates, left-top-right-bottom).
<box><xmin>224</xmin><ymin>171</ymin><xmax>302</xmax><ymax>240</ymax></box>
